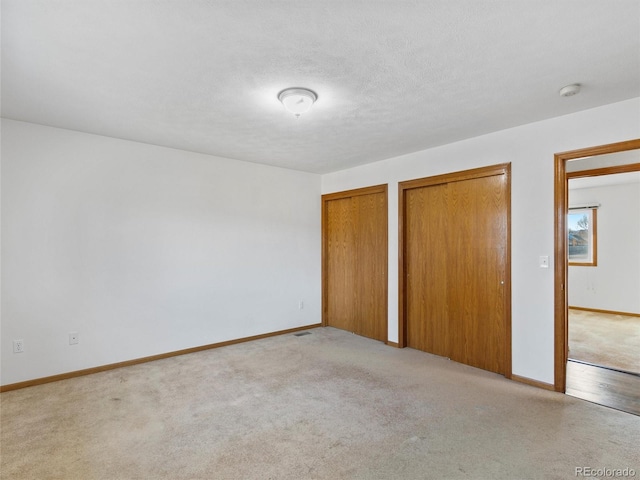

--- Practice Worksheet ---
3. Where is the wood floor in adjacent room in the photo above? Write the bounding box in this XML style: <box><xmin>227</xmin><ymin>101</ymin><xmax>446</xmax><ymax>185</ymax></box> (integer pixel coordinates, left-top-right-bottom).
<box><xmin>566</xmin><ymin>360</ymin><xmax>640</xmax><ymax>416</ymax></box>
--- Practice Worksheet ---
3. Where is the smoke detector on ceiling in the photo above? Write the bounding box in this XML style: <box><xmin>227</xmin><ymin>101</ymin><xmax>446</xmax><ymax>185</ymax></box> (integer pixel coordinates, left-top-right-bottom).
<box><xmin>559</xmin><ymin>84</ymin><xmax>581</xmax><ymax>97</ymax></box>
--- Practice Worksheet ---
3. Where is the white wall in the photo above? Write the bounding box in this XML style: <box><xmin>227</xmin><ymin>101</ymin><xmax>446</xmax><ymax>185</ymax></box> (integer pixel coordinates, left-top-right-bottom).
<box><xmin>322</xmin><ymin>97</ymin><xmax>640</xmax><ymax>385</ymax></box>
<box><xmin>1</xmin><ymin>119</ymin><xmax>321</xmax><ymax>386</ymax></box>
<box><xmin>3</xmin><ymin>99</ymin><xmax>639</xmax><ymax>388</ymax></box>
<box><xmin>569</xmin><ymin>181</ymin><xmax>640</xmax><ymax>313</ymax></box>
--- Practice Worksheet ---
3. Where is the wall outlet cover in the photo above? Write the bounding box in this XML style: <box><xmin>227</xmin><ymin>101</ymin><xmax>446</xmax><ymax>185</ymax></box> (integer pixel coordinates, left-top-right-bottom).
<box><xmin>13</xmin><ymin>339</ymin><xmax>24</xmax><ymax>353</ymax></box>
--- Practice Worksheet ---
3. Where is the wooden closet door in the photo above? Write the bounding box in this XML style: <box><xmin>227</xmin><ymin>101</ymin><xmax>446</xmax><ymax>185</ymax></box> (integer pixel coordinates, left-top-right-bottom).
<box><xmin>401</xmin><ymin>165</ymin><xmax>510</xmax><ymax>376</ymax></box>
<box><xmin>352</xmin><ymin>192</ymin><xmax>387</xmax><ymax>341</ymax></box>
<box><xmin>325</xmin><ymin>197</ymin><xmax>355</xmax><ymax>333</ymax></box>
<box><xmin>323</xmin><ymin>185</ymin><xmax>388</xmax><ymax>342</ymax></box>
<box><xmin>405</xmin><ymin>184</ymin><xmax>450</xmax><ymax>357</ymax></box>
<box><xmin>446</xmin><ymin>174</ymin><xmax>508</xmax><ymax>374</ymax></box>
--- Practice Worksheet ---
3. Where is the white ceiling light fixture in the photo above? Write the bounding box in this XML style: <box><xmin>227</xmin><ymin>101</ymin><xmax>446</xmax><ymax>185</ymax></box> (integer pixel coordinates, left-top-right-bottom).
<box><xmin>559</xmin><ymin>83</ymin><xmax>581</xmax><ymax>97</ymax></box>
<box><xmin>278</xmin><ymin>88</ymin><xmax>317</xmax><ymax>117</ymax></box>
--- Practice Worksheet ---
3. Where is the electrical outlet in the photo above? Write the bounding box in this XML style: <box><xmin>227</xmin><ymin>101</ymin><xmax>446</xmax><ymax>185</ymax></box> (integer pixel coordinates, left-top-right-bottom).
<box><xmin>13</xmin><ymin>339</ymin><xmax>24</xmax><ymax>353</ymax></box>
<box><xmin>69</xmin><ymin>332</ymin><xmax>79</xmax><ymax>345</ymax></box>
<box><xmin>299</xmin><ymin>300</ymin><xmax>304</xmax><ymax>310</ymax></box>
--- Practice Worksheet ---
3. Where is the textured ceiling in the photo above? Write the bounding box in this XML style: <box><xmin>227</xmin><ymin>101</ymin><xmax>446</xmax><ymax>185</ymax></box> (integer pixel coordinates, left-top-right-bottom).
<box><xmin>2</xmin><ymin>1</ymin><xmax>639</xmax><ymax>174</ymax></box>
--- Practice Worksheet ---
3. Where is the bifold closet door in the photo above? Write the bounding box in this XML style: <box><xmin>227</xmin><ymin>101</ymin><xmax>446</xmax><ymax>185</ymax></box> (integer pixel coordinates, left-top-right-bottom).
<box><xmin>402</xmin><ymin>165</ymin><xmax>510</xmax><ymax>375</ymax></box>
<box><xmin>323</xmin><ymin>185</ymin><xmax>387</xmax><ymax>342</ymax></box>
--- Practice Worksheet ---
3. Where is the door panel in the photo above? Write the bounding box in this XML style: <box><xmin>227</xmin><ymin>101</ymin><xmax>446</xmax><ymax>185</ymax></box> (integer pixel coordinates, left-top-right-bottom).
<box><xmin>353</xmin><ymin>192</ymin><xmax>387</xmax><ymax>341</ymax></box>
<box><xmin>405</xmin><ymin>184</ymin><xmax>449</xmax><ymax>356</ymax></box>
<box><xmin>326</xmin><ymin>197</ymin><xmax>354</xmax><ymax>333</ymax></box>
<box><xmin>447</xmin><ymin>175</ymin><xmax>507</xmax><ymax>373</ymax></box>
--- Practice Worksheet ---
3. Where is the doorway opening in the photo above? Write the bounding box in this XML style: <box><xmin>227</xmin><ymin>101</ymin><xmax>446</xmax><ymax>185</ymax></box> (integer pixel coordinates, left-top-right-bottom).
<box><xmin>554</xmin><ymin>139</ymin><xmax>640</xmax><ymax>415</ymax></box>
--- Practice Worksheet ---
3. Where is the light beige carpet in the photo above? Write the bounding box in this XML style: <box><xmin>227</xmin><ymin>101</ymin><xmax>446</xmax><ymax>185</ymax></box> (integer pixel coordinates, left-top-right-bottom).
<box><xmin>569</xmin><ymin>309</ymin><xmax>640</xmax><ymax>374</ymax></box>
<box><xmin>2</xmin><ymin>327</ymin><xmax>639</xmax><ymax>480</ymax></box>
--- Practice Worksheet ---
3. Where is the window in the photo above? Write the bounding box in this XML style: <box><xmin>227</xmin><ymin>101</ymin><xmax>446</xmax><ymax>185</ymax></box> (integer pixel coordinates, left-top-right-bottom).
<box><xmin>568</xmin><ymin>208</ymin><xmax>597</xmax><ymax>266</ymax></box>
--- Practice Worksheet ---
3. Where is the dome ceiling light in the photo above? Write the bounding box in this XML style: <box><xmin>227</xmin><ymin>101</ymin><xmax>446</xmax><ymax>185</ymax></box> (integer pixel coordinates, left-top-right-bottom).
<box><xmin>278</xmin><ymin>88</ymin><xmax>317</xmax><ymax>117</ymax></box>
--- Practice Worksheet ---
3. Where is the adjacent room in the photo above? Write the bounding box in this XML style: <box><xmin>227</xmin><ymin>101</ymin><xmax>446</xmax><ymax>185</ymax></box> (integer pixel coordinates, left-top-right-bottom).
<box><xmin>564</xmin><ymin>161</ymin><xmax>640</xmax><ymax>413</ymax></box>
<box><xmin>1</xmin><ymin>1</ymin><xmax>639</xmax><ymax>479</ymax></box>
<box><xmin>567</xmin><ymin>168</ymin><xmax>640</xmax><ymax>375</ymax></box>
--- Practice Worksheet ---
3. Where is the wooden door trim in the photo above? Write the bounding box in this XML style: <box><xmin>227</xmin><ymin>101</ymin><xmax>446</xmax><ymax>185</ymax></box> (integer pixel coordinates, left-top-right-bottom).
<box><xmin>566</xmin><ymin>163</ymin><xmax>640</xmax><ymax>179</ymax></box>
<box><xmin>322</xmin><ymin>184</ymin><xmax>387</xmax><ymax>202</ymax></box>
<box><xmin>399</xmin><ymin>164</ymin><xmax>508</xmax><ymax>190</ymax></box>
<box><xmin>554</xmin><ymin>139</ymin><xmax>640</xmax><ymax>392</ymax></box>
<box><xmin>321</xmin><ymin>184</ymin><xmax>388</xmax><ymax>333</ymax></box>
<box><xmin>398</xmin><ymin>163</ymin><xmax>512</xmax><ymax>378</ymax></box>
